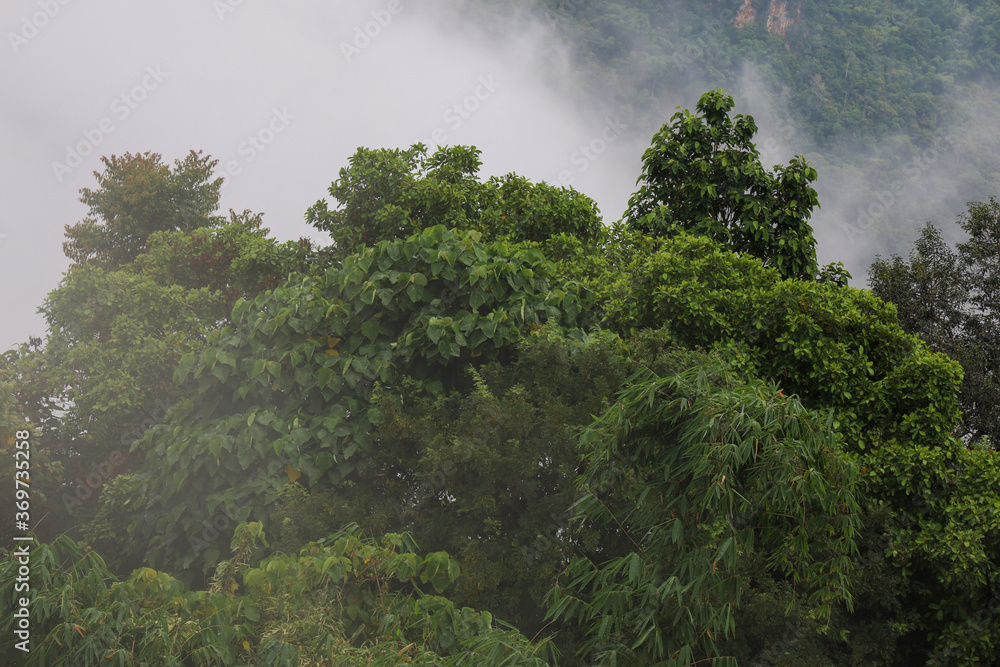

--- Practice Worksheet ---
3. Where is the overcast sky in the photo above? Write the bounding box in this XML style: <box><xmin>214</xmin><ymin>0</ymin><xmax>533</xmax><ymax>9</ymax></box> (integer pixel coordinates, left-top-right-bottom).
<box><xmin>1</xmin><ymin>0</ymin><xmax>656</xmax><ymax>351</ymax></box>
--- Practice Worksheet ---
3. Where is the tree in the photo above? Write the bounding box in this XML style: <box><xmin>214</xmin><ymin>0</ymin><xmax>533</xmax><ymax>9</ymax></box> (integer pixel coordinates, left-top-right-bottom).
<box><xmin>869</xmin><ymin>200</ymin><xmax>1000</xmax><ymax>445</ymax></box>
<box><xmin>0</xmin><ymin>523</ymin><xmax>554</xmax><ymax>666</ymax></box>
<box><xmin>867</xmin><ymin>223</ymin><xmax>966</xmax><ymax>345</ymax></box>
<box><xmin>306</xmin><ymin>144</ymin><xmax>602</xmax><ymax>261</ymax></box>
<box><xmin>7</xmin><ymin>263</ymin><xmax>225</xmax><ymax>545</ymax></box>
<box><xmin>123</xmin><ymin>225</ymin><xmax>591</xmax><ymax>576</ymax></box>
<box><xmin>13</xmin><ymin>107</ymin><xmax>1000</xmax><ymax>663</ymax></box>
<box><xmin>357</xmin><ymin>326</ymin><xmax>628</xmax><ymax>642</ymax></box>
<box><xmin>63</xmin><ymin>151</ymin><xmax>224</xmax><ymax>267</ymax></box>
<box><xmin>547</xmin><ymin>361</ymin><xmax>861</xmax><ymax>666</ymax></box>
<box><xmin>561</xmin><ymin>228</ymin><xmax>1000</xmax><ymax>662</ymax></box>
<box><xmin>582</xmin><ymin>231</ymin><xmax>961</xmax><ymax>452</ymax></box>
<box><xmin>624</xmin><ymin>89</ymin><xmax>824</xmax><ymax>281</ymax></box>
<box><xmin>132</xmin><ymin>209</ymin><xmax>320</xmax><ymax>306</ymax></box>
<box><xmin>957</xmin><ymin>197</ymin><xmax>1000</xmax><ymax>347</ymax></box>
<box><xmin>7</xmin><ymin>162</ymin><xmax>315</xmax><ymax>551</ymax></box>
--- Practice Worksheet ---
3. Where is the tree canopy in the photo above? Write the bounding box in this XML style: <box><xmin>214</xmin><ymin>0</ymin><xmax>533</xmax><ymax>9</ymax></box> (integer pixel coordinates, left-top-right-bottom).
<box><xmin>870</xmin><ymin>199</ymin><xmax>1000</xmax><ymax>445</ymax></box>
<box><xmin>4</xmin><ymin>90</ymin><xmax>1000</xmax><ymax>666</ymax></box>
<box><xmin>625</xmin><ymin>90</ymin><xmax>823</xmax><ymax>281</ymax></box>
<box><xmin>63</xmin><ymin>151</ymin><xmax>226</xmax><ymax>268</ymax></box>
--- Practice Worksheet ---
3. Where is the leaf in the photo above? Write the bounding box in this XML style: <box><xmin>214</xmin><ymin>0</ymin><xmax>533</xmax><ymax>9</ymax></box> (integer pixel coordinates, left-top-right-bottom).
<box><xmin>208</xmin><ymin>435</ymin><xmax>225</xmax><ymax>457</ymax></box>
<box><xmin>361</xmin><ymin>318</ymin><xmax>381</xmax><ymax>342</ymax></box>
<box><xmin>315</xmin><ymin>451</ymin><xmax>334</xmax><ymax>475</ymax></box>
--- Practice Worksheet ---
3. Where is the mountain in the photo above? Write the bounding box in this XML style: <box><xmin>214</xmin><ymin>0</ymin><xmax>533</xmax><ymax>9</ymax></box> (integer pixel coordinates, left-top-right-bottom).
<box><xmin>469</xmin><ymin>0</ymin><xmax>1000</xmax><ymax>276</ymax></box>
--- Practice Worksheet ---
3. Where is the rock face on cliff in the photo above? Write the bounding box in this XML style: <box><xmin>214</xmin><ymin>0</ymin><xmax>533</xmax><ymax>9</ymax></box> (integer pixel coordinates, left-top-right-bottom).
<box><xmin>734</xmin><ymin>0</ymin><xmax>800</xmax><ymax>37</ymax></box>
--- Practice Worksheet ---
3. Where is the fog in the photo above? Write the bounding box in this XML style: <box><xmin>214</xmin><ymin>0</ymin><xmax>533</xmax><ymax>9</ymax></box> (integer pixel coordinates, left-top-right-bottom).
<box><xmin>803</xmin><ymin>82</ymin><xmax>1000</xmax><ymax>283</ymax></box>
<box><xmin>0</xmin><ymin>0</ymin><xmax>645</xmax><ymax>351</ymax></box>
<box><xmin>663</xmin><ymin>56</ymin><xmax>997</xmax><ymax>285</ymax></box>
<box><xmin>3</xmin><ymin>0</ymin><xmax>995</xmax><ymax>351</ymax></box>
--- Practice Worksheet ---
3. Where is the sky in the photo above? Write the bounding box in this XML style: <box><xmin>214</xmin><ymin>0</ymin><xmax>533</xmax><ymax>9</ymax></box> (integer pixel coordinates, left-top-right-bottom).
<box><xmin>0</xmin><ymin>0</ymin><xmax>651</xmax><ymax>351</ymax></box>
<box><xmin>2</xmin><ymin>1</ymin><xmax>984</xmax><ymax>352</ymax></box>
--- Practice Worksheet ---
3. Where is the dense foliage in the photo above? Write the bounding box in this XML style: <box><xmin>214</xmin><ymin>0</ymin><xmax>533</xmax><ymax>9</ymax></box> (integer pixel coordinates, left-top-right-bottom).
<box><xmin>1</xmin><ymin>157</ymin><xmax>316</xmax><ymax>552</ymax></box>
<box><xmin>3</xmin><ymin>84</ymin><xmax>1000</xmax><ymax>666</ymax></box>
<box><xmin>547</xmin><ymin>363</ymin><xmax>861</xmax><ymax>665</ymax></box>
<box><xmin>0</xmin><ymin>523</ymin><xmax>554</xmax><ymax>666</ymax></box>
<box><xmin>489</xmin><ymin>0</ymin><xmax>1000</xmax><ymax>269</ymax></box>
<box><xmin>306</xmin><ymin>144</ymin><xmax>602</xmax><ymax>261</ymax></box>
<box><xmin>122</xmin><ymin>223</ymin><xmax>590</xmax><ymax>578</ymax></box>
<box><xmin>625</xmin><ymin>89</ymin><xmax>822</xmax><ymax>280</ymax></box>
<box><xmin>63</xmin><ymin>151</ymin><xmax>225</xmax><ymax>268</ymax></box>
<box><xmin>870</xmin><ymin>199</ymin><xmax>1000</xmax><ymax>445</ymax></box>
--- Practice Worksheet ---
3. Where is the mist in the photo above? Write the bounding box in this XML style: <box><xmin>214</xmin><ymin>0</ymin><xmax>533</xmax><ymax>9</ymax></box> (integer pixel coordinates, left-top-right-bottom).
<box><xmin>663</xmin><ymin>54</ymin><xmax>998</xmax><ymax>285</ymax></box>
<box><xmin>5</xmin><ymin>1</ymin><xmax>997</xmax><ymax>353</ymax></box>
<box><xmin>0</xmin><ymin>0</ymin><xmax>647</xmax><ymax>352</ymax></box>
<box><xmin>521</xmin><ymin>0</ymin><xmax>1000</xmax><ymax>286</ymax></box>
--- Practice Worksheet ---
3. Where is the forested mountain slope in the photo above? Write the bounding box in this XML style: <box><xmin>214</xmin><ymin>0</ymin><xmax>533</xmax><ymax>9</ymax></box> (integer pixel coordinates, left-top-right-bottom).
<box><xmin>471</xmin><ymin>0</ymin><xmax>1000</xmax><ymax>268</ymax></box>
<box><xmin>538</xmin><ymin>0</ymin><xmax>1000</xmax><ymax>146</ymax></box>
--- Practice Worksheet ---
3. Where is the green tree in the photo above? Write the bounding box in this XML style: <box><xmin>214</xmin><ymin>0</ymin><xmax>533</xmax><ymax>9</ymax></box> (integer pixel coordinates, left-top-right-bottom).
<box><xmin>717</xmin><ymin>504</ymin><xmax>913</xmax><ymax>666</ymax></box>
<box><xmin>547</xmin><ymin>361</ymin><xmax>861</xmax><ymax>666</ymax></box>
<box><xmin>63</xmin><ymin>150</ymin><xmax>224</xmax><ymax>267</ymax></box>
<box><xmin>8</xmin><ymin>165</ymin><xmax>314</xmax><ymax>551</ymax></box>
<box><xmin>133</xmin><ymin>209</ymin><xmax>320</xmax><ymax>306</ymax></box>
<box><xmin>868</xmin><ymin>223</ymin><xmax>966</xmax><ymax>347</ymax></box>
<box><xmin>958</xmin><ymin>198</ymin><xmax>1000</xmax><ymax>346</ymax></box>
<box><xmin>869</xmin><ymin>200</ymin><xmax>1000</xmax><ymax>444</ymax></box>
<box><xmin>8</xmin><ymin>265</ymin><xmax>224</xmax><ymax>545</ymax></box>
<box><xmin>584</xmin><ymin>231</ymin><xmax>959</xmax><ymax>452</ymax></box>
<box><xmin>623</xmin><ymin>89</ymin><xmax>823</xmax><ymax>280</ymax></box>
<box><xmin>561</xmin><ymin>228</ymin><xmax>995</xmax><ymax>662</ymax></box>
<box><xmin>306</xmin><ymin>144</ymin><xmax>602</xmax><ymax>261</ymax></box>
<box><xmin>357</xmin><ymin>326</ymin><xmax>628</xmax><ymax>641</ymax></box>
<box><xmin>124</xmin><ymin>225</ymin><xmax>590</xmax><ymax>576</ymax></box>
<box><xmin>15</xmin><ymin>121</ymin><xmax>1000</xmax><ymax>665</ymax></box>
<box><xmin>0</xmin><ymin>523</ymin><xmax>552</xmax><ymax>666</ymax></box>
